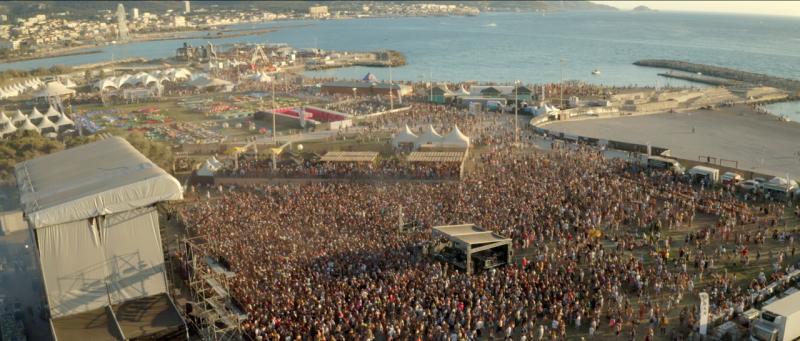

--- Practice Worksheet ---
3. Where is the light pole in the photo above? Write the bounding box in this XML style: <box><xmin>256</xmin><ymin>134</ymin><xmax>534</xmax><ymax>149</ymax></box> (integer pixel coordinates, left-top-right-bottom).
<box><xmin>389</xmin><ymin>64</ymin><xmax>393</xmax><ymax>111</ymax></box>
<box><xmin>560</xmin><ymin>58</ymin><xmax>565</xmax><ymax>109</ymax></box>
<box><xmin>514</xmin><ymin>77</ymin><xmax>519</xmax><ymax>147</ymax></box>
<box><xmin>272</xmin><ymin>80</ymin><xmax>276</xmax><ymax>145</ymax></box>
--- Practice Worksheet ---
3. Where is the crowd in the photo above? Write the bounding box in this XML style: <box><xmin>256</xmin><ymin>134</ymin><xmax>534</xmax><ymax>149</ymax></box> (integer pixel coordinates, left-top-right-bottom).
<box><xmin>215</xmin><ymin>157</ymin><xmax>462</xmax><ymax>180</ymax></box>
<box><xmin>177</xmin><ymin>143</ymin><xmax>800</xmax><ymax>341</ymax></box>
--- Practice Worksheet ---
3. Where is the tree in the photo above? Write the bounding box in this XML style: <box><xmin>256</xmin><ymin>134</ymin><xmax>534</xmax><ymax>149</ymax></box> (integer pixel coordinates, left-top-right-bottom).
<box><xmin>98</xmin><ymin>70</ymin><xmax>106</xmax><ymax>79</ymax></box>
<box><xmin>125</xmin><ymin>133</ymin><xmax>173</xmax><ymax>171</ymax></box>
<box><xmin>64</xmin><ymin>136</ymin><xmax>97</xmax><ymax>149</ymax></box>
<box><xmin>84</xmin><ymin>70</ymin><xmax>92</xmax><ymax>82</ymax></box>
<box><xmin>0</xmin><ymin>130</ymin><xmax>65</xmax><ymax>184</ymax></box>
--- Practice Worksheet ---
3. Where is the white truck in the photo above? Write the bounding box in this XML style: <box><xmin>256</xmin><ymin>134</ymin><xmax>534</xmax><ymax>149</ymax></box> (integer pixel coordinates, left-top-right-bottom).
<box><xmin>688</xmin><ymin>166</ymin><xmax>720</xmax><ymax>183</ymax></box>
<box><xmin>751</xmin><ymin>290</ymin><xmax>800</xmax><ymax>341</ymax></box>
<box><xmin>646</xmin><ymin>156</ymin><xmax>685</xmax><ymax>175</ymax></box>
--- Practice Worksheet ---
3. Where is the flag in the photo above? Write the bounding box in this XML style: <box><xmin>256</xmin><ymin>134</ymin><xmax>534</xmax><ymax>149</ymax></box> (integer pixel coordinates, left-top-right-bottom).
<box><xmin>397</xmin><ymin>89</ymin><xmax>402</xmax><ymax>105</ymax></box>
<box><xmin>377</xmin><ymin>94</ymin><xmax>382</xmax><ymax>103</ymax></box>
<box><xmin>299</xmin><ymin>106</ymin><xmax>306</xmax><ymax>128</ymax></box>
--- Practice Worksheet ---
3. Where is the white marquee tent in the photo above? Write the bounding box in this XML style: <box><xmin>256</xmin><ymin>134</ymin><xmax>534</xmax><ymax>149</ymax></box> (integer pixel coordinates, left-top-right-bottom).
<box><xmin>63</xmin><ymin>79</ymin><xmax>78</xmax><ymax>88</ymax></box>
<box><xmin>19</xmin><ymin>118</ymin><xmax>39</xmax><ymax>132</ymax></box>
<box><xmin>442</xmin><ymin>125</ymin><xmax>470</xmax><ymax>148</ymax></box>
<box><xmin>36</xmin><ymin>114</ymin><xmax>57</xmax><ymax>132</ymax></box>
<box><xmin>11</xmin><ymin>110</ymin><xmax>26</xmax><ymax>125</ymax></box>
<box><xmin>0</xmin><ymin>111</ymin><xmax>10</xmax><ymax>126</ymax></box>
<box><xmin>209</xmin><ymin>156</ymin><xmax>224</xmax><ymax>169</ymax></box>
<box><xmin>34</xmin><ymin>81</ymin><xmax>76</xmax><ymax>98</ymax></box>
<box><xmin>44</xmin><ymin>106</ymin><xmax>61</xmax><ymax>120</ymax></box>
<box><xmin>27</xmin><ymin>107</ymin><xmax>44</xmax><ymax>122</ymax></box>
<box><xmin>197</xmin><ymin>160</ymin><xmax>218</xmax><ymax>177</ymax></box>
<box><xmin>391</xmin><ymin>124</ymin><xmax>419</xmax><ymax>148</ymax></box>
<box><xmin>0</xmin><ymin>121</ymin><xmax>17</xmax><ymax>137</ymax></box>
<box><xmin>416</xmin><ymin>124</ymin><xmax>443</xmax><ymax>149</ymax></box>
<box><xmin>54</xmin><ymin>113</ymin><xmax>75</xmax><ymax>128</ymax></box>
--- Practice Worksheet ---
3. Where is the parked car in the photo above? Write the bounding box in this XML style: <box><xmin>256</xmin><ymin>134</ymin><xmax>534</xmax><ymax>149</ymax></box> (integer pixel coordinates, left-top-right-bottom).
<box><xmin>754</xmin><ymin>177</ymin><xmax>768</xmax><ymax>186</ymax></box>
<box><xmin>740</xmin><ymin>180</ymin><xmax>761</xmax><ymax>191</ymax></box>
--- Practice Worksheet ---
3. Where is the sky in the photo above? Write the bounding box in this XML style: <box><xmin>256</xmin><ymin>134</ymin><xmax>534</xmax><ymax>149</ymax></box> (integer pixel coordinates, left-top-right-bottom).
<box><xmin>593</xmin><ymin>1</ymin><xmax>800</xmax><ymax>17</ymax></box>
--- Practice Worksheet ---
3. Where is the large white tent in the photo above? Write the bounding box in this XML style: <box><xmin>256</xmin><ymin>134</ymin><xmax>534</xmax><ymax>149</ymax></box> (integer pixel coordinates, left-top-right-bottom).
<box><xmin>416</xmin><ymin>125</ymin><xmax>443</xmax><ymax>149</ymax></box>
<box><xmin>442</xmin><ymin>125</ymin><xmax>470</xmax><ymax>148</ymax></box>
<box><xmin>15</xmin><ymin>137</ymin><xmax>186</xmax><ymax>340</ymax></box>
<box><xmin>34</xmin><ymin>81</ymin><xmax>76</xmax><ymax>98</ymax></box>
<box><xmin>188</xmin><ymin>76</ymin><xmax>233</xmax><ymax>88</ymax></box>
<box><xmin>535</xmin><ymin>104</ymin><xmax>559</xmax><ymax>117</ymax></box>
<box><xmin>391</xmin><ymin>124</ymin><xmax>419</xmax><ymax>148</ymax></box>
<box><xmin>249</xmin><ymin>72</ymin><xmax>273</xmax><ymax>83</ymax></box>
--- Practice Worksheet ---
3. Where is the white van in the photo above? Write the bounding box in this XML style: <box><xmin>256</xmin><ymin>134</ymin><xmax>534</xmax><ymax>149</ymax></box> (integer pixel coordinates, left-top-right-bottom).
<box><xmin>646</xmin><ymin>156</ymin><xmax>685</xmax><ymax>175</ymax></box>
<box><xmin>688</xmin><ymin>166</ymin><xmax>719</xmax><ymax>182</ymax></box>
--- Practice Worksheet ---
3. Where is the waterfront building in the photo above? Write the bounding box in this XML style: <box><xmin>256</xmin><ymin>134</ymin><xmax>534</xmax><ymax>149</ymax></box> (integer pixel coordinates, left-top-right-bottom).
<box><xmin>320</xmin><ymin>81</ymin><xmax>412</xmax><ymax>97</ymax></box>
<box><xmin>429</xmin><ymin>85</ymin><xmax>451</xmax><ymax>103</ymax></box>
<box><xmin>131</xmin><ymin>8</ymin><xmax>139</xmax><ymax>19</ymax></box>
<box><xmin>0</xmin><ymin>39</ymin><xmax>19</xmax><ymax>50</ymax></box>
<box><xmin>184</xmin><ymin>1</ymin><xmax>190</xmax><ymax>13</ymax></box>
<box><xmin>309</xmin><ymin>6</ymin><xmax>329</xmax><ymax>18</ymax></box>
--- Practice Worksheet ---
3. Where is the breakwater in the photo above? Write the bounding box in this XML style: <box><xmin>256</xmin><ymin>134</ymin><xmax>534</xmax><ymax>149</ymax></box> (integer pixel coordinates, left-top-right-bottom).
<box><xmin>634</xmin><ymin>60</ymin><xmax>800</xmax><ymax>93</ymax></box>
<box><xmin>72</xmin><ymin>57</ymin><xmax>147</xmax><ymax>70</ymax></box>
<box><xmin>135</xmin><ymin>29</ymin><xmax>278</xmax><ymax>42</ymax></box>
<box><xmin>1</xmin><ymin>50</ymin><xmax>104</xmax><ymax>64</ymax></box>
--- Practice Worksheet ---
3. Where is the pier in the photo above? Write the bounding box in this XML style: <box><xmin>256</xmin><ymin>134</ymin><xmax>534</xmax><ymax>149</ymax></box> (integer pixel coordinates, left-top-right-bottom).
<box><xmin>657</xmin><ymin>72</ymin><xmax>743</xmax><ymax>87</ymax></box>
<box><xmin>635</xmin><ymin>59</ymin><xmax>800</xmax><ymax>93</ymax></box>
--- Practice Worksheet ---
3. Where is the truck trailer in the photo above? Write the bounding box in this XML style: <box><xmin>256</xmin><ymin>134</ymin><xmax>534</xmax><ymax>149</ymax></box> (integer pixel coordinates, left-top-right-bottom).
<box><xmin>751</xmin><ymin>290</ymin><xmax>800</xmax><ymax>341</ymax></box>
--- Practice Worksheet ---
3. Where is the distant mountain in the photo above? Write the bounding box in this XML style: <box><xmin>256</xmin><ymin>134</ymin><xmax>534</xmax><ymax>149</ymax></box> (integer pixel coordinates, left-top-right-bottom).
<box><xmin>632</xmin><ymin>6</ymin><xmax>657</xmax><ymax>11</ymax></box>
<box><xmin>542</xmin><ymin>1</ymin><xmax>618</xmax><ymax>11</ymax></box>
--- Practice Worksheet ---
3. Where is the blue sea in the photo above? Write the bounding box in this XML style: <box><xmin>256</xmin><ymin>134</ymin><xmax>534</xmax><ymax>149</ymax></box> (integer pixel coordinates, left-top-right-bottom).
<box><xmin>3</xmin><ymin>11</ymin><xmax>800</xmax><ymax>116</ymax></box>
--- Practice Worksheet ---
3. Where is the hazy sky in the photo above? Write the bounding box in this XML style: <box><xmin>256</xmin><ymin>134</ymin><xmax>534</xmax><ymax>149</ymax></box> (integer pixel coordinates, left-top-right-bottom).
<box><xmin>593</xmin><ymin>1</ymin><xmax>800</xmax><ymax>17</ymax></box>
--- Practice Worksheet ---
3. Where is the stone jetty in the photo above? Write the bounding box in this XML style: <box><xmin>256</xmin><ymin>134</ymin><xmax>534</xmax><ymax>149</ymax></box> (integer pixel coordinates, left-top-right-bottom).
<box><xmin>72</xmin><ymin>57</ymin><xmax>148</xmax><ymax>70</ymax></box>
<box><xmin>634</xmin><ymin>59</ymin><xmax>800</xmax><ymax>93</ymax></box>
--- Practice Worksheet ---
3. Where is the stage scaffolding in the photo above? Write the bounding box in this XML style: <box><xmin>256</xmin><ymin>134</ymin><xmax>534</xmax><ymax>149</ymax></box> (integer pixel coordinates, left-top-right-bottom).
<box><xmin>183</xmin><ymin>236</ymin><xmax>248</xmax><ymax>341</ymax></box>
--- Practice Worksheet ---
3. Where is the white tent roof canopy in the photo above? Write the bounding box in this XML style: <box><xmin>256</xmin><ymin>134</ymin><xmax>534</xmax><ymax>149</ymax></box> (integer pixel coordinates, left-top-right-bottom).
<box><xmin>12</xmin><ymin>110</ymin><xmax>26</xmax><ymax>122</ymax></box>
<box><xmin>416</xmin><ymin>124</ymin><xmax>443</xmax><ymax>147</ymax></box>
<box><xmin>34</xmin><ymin>81</ymin><xmax>76</xmax><ymax>97</ymax></box>
<box><xmin>15</xmin><ymin>137</ymin><xmax>184</xmax><ymax>228</ymax></box>
<box><xmin>197</xmin><ymin>160</ymin><xmax>217</xmax><ymax>177</ymax></box>
<box><xmin>28</xmin><ymin>107</ymin><xmax>44</xmax><ymax>120</ymax></box>
<box><xmin>442</xmin><ymin>125</ymin><xmax>470</xmax><ymax>148</ymax></box>
<box><xmin>391</xmin><ymin>124</ymin><xmax>419</xmax><ymax>148</ymax></box>
<box><xmin>0</xmin><ymin>111</ymin><xmax>10</xmax><ymax>125</ymax></box>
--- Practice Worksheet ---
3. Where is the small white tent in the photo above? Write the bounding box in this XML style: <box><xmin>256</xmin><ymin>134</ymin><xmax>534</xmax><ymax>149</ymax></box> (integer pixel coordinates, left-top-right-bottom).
<box><xmin>44</xmin><ymin>106</ymin><xmax>61</xmax><ymax>120</ymax></box>
<box><xmin>55</xmin><ymin>113</ymin><xmax>75</xmax><ymax>128</ymax></box>
<box><xmin>442</xmin><ymin>125</ymin><xmax>470</xmax><ymax>149</ymax></box>
<box><xmin>19</xmin><ymin>118</ymin><xmax>39</xmax><ymax>132</ymax></box>
<box><xmin>37</xmin><ymin>115</ymin><xmax>57</xmax><ymax>132</ymax></box>
<box><xmin>209</xmin><ymin>156</ymin><xmax>223</xmax><ymax>169</ymax></box>
<box><xmin>11</xmin><ymin>110</ymin><xmax>27</xmax><ymax>125</ymax></box>
<box><xmin>0</xmin><ymin>121</ymin><xmax>17</xmax><ymax>137</ymax></box>
<box><xmin>28</xmin><ymin>107</ymin><xmax>45</xmax><ymax>121</ymax></box>
<box><xmin>392</xmin><ymin>124</ymin><xmax>419</xmax><ymax>148</ymax></box>
<box><xmin>63</xmin><ymin>79</ymin><xmax>78</xmax><ymax>88</ymax></box>
<box><xmin>416</xmin><ymin>125</ymin><xmax>443</xmax><ymax>149</ymax></box>
<box><xmin>0</xmin><ymin>111</ymin><xmax>10</xmax><ymax>126</ymax></box>
<box><xmin>197</xmin><ymin>160</ymin><xmax>217</xmax><ymax>177</ymax></box>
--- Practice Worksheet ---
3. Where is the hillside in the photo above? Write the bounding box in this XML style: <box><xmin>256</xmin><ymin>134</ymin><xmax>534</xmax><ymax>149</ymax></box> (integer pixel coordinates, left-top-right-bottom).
<box><xmin>0</xmin><ymin>1</ymin><xmax>618</xmax><ymax>20</ymax></box>
<box><xmin>542</xmin><ymin>1</ymin><xmax>618</xmax><ymax>10</ymax></box>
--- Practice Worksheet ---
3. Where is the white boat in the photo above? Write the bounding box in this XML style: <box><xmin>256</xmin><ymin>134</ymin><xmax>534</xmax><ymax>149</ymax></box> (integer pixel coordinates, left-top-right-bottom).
<box><xmin>592</xmin><ymin>70</ymin><xmax>601</xmax><ymax>75</ymax></box>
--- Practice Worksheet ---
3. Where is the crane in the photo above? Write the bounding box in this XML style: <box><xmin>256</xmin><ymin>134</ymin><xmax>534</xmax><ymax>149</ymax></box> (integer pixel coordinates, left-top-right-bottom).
<box><xmin>250</xmin><ymin>45</ymin><xmax>269</xmax><ymax>67</ymax></box>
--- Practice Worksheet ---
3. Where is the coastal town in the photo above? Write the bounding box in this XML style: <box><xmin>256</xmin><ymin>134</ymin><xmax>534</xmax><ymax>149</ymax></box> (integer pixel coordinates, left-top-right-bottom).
<box><xmin>1</xmin><ymin>2</ymin><xmax>800</xmax><ymax>341</ymax></box>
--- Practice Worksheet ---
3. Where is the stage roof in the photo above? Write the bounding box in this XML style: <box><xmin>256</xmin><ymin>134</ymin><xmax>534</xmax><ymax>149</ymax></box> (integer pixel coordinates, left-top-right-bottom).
<box><xmin>432</xmin><ymin>224</ymin><xmax>511</xmax><ymax>246</ymax></box>
<box><xmin>14</xmin><ymin>137</ymin><xmax>183</xmax><ymax>228</ymax></box>
<box><xmin>319</xmin><ymin>151</ymin><xmax>379</xmax><ymax>163</ymax></box>
<box><xmin>407</xmin><ymin>151</ymin><xmax>465</xmax><ymax>163</ymax></box>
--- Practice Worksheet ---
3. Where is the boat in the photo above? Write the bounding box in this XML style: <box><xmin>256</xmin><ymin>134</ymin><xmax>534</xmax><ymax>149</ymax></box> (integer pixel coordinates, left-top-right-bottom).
<box><xmin>592</xmin><ymin>70</ymin><xmax>601</xmax><ymax>75</ymax></box>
